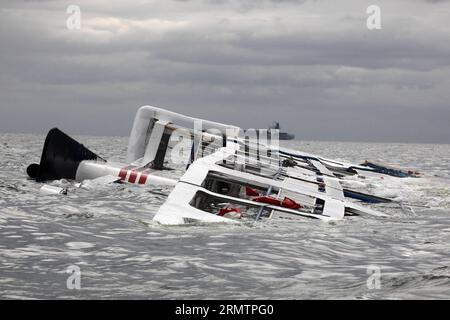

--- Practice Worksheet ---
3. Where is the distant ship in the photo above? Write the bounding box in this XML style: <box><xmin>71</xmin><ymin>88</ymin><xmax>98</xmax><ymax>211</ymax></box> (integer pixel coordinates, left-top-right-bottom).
<box><xmin>269</xmin><ymin>122</ymin><xmax>295</xmax><ymax>140</ymax></box>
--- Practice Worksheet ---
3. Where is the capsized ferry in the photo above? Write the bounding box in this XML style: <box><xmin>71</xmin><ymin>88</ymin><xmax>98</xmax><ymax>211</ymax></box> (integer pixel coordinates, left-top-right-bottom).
<box><xmin>27</xmin><ymin>106</ymin><xmax>421</xmax><ymax>225</ymax></box>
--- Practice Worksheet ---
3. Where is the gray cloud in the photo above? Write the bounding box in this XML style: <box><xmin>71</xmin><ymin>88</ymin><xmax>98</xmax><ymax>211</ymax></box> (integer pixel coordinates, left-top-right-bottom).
<box><xmin>0</xmin><ymin>0</ymin><xmax>449</xmax><ymax>143</ymax></box>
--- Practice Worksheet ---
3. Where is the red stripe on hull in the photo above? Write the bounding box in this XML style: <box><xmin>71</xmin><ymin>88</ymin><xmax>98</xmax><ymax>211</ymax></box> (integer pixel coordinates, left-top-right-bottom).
<box><xmin>128</xmin><ymin>171</ymin><xmax>138</xmax><ymax>183</ymax></box>
<box><xmin>138</xmin><ymin>174</ymin><xmax>148</xmax><ymax>184</ymax></box>
<box><xmin>118</xmin><ymin>169</ymin><xmax>127</xmax><ymax>181</ymax></box>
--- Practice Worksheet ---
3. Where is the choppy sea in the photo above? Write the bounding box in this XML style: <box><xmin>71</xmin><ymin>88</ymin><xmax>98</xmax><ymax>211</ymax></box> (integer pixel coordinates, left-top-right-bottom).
<box><xmin>0</xmin><ymin>133</ymin><xmax>449</xmax><ymax>299</ymax></box>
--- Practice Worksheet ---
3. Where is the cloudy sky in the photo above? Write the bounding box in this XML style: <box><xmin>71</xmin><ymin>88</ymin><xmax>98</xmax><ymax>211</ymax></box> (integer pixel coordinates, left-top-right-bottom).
<box><xmin>1</xmin><ymin>0</ymin><xmax>449</xmax><ymax>142</ymax></box>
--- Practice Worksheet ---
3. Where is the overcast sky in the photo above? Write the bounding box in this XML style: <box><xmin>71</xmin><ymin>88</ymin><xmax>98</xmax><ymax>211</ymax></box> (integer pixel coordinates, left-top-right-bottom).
<box><xmin>1</xmin><ymin>0</ymin><xmax>449</xmax><ymax>142</ymax></box>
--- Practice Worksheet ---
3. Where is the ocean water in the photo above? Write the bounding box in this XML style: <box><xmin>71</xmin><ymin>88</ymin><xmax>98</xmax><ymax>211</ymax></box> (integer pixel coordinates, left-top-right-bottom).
<box><xmin>0</xmin><ymin>133</ymin><xmax>449</xmax><ymax>299</ymax></box>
